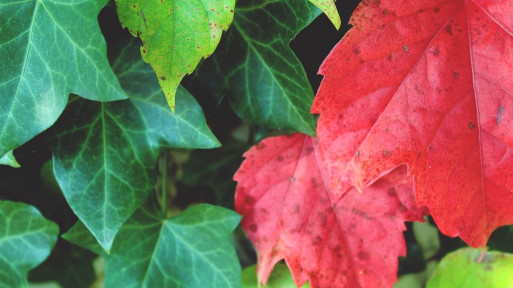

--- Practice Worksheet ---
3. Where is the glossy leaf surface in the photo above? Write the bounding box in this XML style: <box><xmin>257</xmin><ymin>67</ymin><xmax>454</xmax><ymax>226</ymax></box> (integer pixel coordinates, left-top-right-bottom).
<box><xmin>235</xmin><ymin>134</ymin><xmax>426</xmax><ymax>287</ymax></box>
<box><xmin>0</xmin><ymin>201</ymin><xmax>59</xmax><ymax>288</ymax></box>
<box><xmin>51</xmin><ymin>40</ymin><xmax>219</xmax><ymax>252</ymax></box>
<box><xmin>116</xmin><ymin>0</ymin><xmax>235</xmax><ymax>110</ymax></box>
<box><xmin>313</xmin><ymin>0</ymin><xmax>513</xmax><ymax>247</ymax></box>
<box><xmin>197</xmin><ymin>0</ymin><xmax>319</xmax><ymax>135</ymax></box>
<box><xmin>427</xmin><ymin>248</ymin><xmax>513</xmax><ymax>288</ymax></box>
<box><xmin>0</xmin><ymin>0</ymin><xmax>126</xmax><ymax>158</ymax></box>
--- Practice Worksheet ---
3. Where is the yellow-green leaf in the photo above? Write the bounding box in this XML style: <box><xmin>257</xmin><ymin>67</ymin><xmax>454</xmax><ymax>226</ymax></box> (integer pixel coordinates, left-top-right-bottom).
<box><xmin>308</xmin><ymin>0</ymin><xmax>340</xmax><ymax>29</ymax></box>
<box><xmin>115</xmin><ymin>0</ymin><xmax>235</xmax><ymax>110</ymax></box>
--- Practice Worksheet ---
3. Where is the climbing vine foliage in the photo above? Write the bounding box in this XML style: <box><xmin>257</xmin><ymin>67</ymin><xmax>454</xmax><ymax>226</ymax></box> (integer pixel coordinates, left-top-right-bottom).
<box><xmin>1</xmin><ymin>0</ymin><xmax>512</xmax><ymax>287</ymax></box>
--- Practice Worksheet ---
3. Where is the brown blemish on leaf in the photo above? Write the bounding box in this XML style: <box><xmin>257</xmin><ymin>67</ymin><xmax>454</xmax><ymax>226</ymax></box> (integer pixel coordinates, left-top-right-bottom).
<box><xmin>244</xmin><ymin>196</ymin><xmax>255</xmax><ymax>204</ymax></box>
<box><xmin>445</xmin><ymin>24</ymin><xmax>453</xmax><ymax>36</ymax></box>
<box><xmin>249</xmin><ymin>224</ymin><xmax>257</xmax><ymax>232</ymax></box>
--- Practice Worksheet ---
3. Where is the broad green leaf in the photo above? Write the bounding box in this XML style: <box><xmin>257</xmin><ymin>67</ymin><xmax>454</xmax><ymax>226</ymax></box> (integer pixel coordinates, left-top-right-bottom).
<box><xmin>51</xmin><ymin>40</ymin><xmax>220</xmax><ymax>252</ymax></box>
<box><xmin>116</xmin><ymin>0</ymin><xmax>235</xmax><ymax>110</ymax></box>
<box><xmin>0</xmin><ymin>150</ymin><xmax>20</xmax><ymax>168</ymax></box>
<box><xmin>242</xmin><ymin>263</ymin><xmax>310</xmax><ymax>288</ymax></box>
<box><xmin>0</xmin><ymin>0</ymin><xmax>127</xmax><ymax>158</ymax></box>
<box><xmin>427</xmin><ymin>248</ymin><xmax>513</xmax><ymax>288</ymax></box>
<box><xmin>105</xmin><ymin>200</ymin><xmax>241</xmax><ymax>287</ymax></box>
<box><xmin>308</xmin><ymin>0</ymin><xmax>340</xmax><ymax>29</ymax></box>
<box><xmin>196</xmin><ymin>0</ymin><xmax>319</xmax><ymax>136</ymax></box>
<box><xmin>181</xmin><ymin>142</ymin><xmax>248</xmax><ymax>207</ymax></box>
<box><xmin>0</xmin><ymin>200</ymin><xmax>59</xmax><ymax>288</ymax></box>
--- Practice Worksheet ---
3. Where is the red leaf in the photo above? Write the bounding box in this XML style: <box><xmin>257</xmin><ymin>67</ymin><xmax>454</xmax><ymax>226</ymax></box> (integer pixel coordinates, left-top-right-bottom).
<box><xmin>312</xmin><ymin>0</ymin><xmax>513</xmax><ymax>247</ymax></box>
<box><xmin>235</xmin><ymin>134</ymin><xmax>426</xmax><ymax>288</ymax></box>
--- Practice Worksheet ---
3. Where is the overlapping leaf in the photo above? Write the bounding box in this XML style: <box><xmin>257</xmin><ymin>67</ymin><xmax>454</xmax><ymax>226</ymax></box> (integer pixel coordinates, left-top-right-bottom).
<box><xmin>0</xmin><ymin>201</ymin><xmax>59</xmax><ymax>287</ymax></box>
<box><xmin>0</xmin><ymin>151</ymin><xmax>19</xmax><ymax>168</ymax></box>
<box><xmin>235</xmin><ymin>134</ymin><xmax>426</xmax><ymax>287</ymax></box>
<box><xmin>308</xmin><ymin>0</ymin><xmax>340</xmax><ymax>29</ymax></box>
<box><xmin>104</xmin><ymin>202</ymin><xmax>241</xmax><ymax>287</ymax></box>
<box><xmin>313</xmin><ymin>0</ymin><xmax>513</xmax><ymax>247</ymax></box>
<box><xmin>115</xmin><ymin>0</ymin><xmax>235</xmax><ymax>110</ymax></box>
<box><xmin>0</xmin><ymin>0</ymin><xmax>127</xmax><ymax>159</ymax></box>
<box><xmin>51</xmin><ymin>40</ymin><xmax>219</xmax><ymax>252</ymax></box>
<box><xmin>427</xmin><ymin>248</ymin><xmax>513</xmax><ymax>287</ymax></box>
<box><xmin>197</xmin><ymin>0</ymin><xmax>320</xmax><ymax>135</ymax></box>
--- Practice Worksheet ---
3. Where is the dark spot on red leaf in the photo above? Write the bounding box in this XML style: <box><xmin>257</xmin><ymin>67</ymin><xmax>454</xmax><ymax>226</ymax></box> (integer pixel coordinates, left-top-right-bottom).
<box><xmin>249</xmin><ymin>224</ymin><xmax>257</xmax><ymax>232</ymax></box>
<box><xmin>277</xmin><ymin>155</ymin><xmax>284</xmax><ymax>162</ymax></box>
<box><xmin>388</xmin><ymin>188</ymin><xmax>397</xmax><ymax>196</ymax></box>
<box><xmin>245</xmin><ymin>196</ymin><xmax>255</xmax><ymax>204</ymax></box>
<box><xmin>453</xmin><ymin>71</ymin><xmax>459</xmax><ymax>79</ymax></box>
<box><xmin>354</xmin><ymin>48</ymin><xmax>360</xmax><ymax>55</ymax></box>
<box><xmin>358</xmin><ymin>250</ymin><xmax>371</xmax><ymax>260</ymax></box>
<box><xmin>469</xmin><ymin>122</ymin><xmax>475</xmax><ymax>129</ymax></box>
<box><xmin>434</xmin><ymin>6</ymin><xmax>440</xmax><ymax>13</ymax></box>
<box><xmin>445</xmin><ymin>25</ymin><xmax>453</xmax><ymax>36</ymax></box>
<box><xmin>305</xmin><ymin>147</ymin><xmax>314</xmax><ymax>155</ymax></box>
<box><xmin>382</xmin><ymin>9</ymin><xmax>388</xmax><ymax>15</ymax></box>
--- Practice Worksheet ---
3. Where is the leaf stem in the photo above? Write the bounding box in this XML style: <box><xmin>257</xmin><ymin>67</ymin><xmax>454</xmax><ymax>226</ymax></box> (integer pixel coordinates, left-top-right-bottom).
<box><xmin>161</xmin><ymin>152</ymin><xmax>167</xmax><ymax>218</ymax></box>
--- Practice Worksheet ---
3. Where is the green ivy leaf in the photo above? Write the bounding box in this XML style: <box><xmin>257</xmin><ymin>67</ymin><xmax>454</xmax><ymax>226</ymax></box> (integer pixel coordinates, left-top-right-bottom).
<box><xmin>242</xmin><ymin>263</ymin><xmax>310</xmax><ymax>288</ymax></box>
<box><xmin>104</xmin><ymin>200</ymin><xmax>241</xmax><ymax>287</ymax></box>
<box><xmin>196</xmin><ymin>0</ymin><xmax>320</xmax><ymax>136</ymax></box>
<box><xmin>0</xmin><ymin>0</ymin><xmax>127</xmax><ymax>158</ymax></box>
<box><xmin>51</xmin><ymin>40</ymin><xmax>220</xmax><ymax>252</ymax></box>
<box><xmin>308</xmin><ymin>0</ymin><xmax>340</xmax><ymax>29</ymax></box>
<box><xmin>0</xmin><ymin>151</ymin><xmax>20</xmax><ymax>168</ymax></box>
<box><xmin>62</xmin><ymin>221</ymin><xmax>104</xmax><ymax>257</ymax></box>
<box><xmin>0</xmin><ymin>200</ymin><xmax>59</xmax><ymax>288</ymax></box>
<box><xmin>427</xmin><ymin>248</ymin><xmax>513</xmax><ymax>288</ymax></box>
<box><xmin>115</xmin><ymin>0</ymin><xmax>235</xmax><ymax>110</ymax></box>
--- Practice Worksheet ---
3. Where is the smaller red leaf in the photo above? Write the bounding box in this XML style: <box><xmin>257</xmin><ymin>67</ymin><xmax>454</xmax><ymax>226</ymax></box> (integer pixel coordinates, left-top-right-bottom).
<box><xmin>235</xmin><ymin>134</ymin><xmax>426</xmax><ymax>288</ymax></box>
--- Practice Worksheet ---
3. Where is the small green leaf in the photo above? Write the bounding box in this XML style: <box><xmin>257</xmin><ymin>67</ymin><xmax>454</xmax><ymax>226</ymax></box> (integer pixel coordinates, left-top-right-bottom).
<box><xmin>0</xmin><ymin>200</ymin><xmax>59</xmax><ymax>288</ymax></box>
<box><xmin>105</xmin><ymin>200</ymin><xmax>242</xmax><ymax>287</ymax></box>
<box><xmin>51</xmin><ymin>40</ymin><xmax>220</xmax><ymax>252</ymax></box>
<box><xmin>0</xmin><ymin>0</ymin><xmax>127</xmax><ymax>158</ymax></box>
<box><xmin>427</xmin><ymin>248</ymin><xmax>513</xmax><ymax>288</ymax></box>
<box><xmin>197</xmin><ymin>0</ymin><xmax>320</xmax><ymax>135</ymax></box>
<box><xmin>62</xmin><ymin>221</ymin><xmax>105</xmax><ymax>257</ymax></box>
<box><xmin>0</xmin><ymin>151</ymin><xmax>20</xmax><ymax>168</ymax></box>
<box><xmin>242</xmin><ymin>263</ymin><xmax>310</xmax><ymax>288</ymax></box>
<box><xmin>308</xmin><ymin>0</ymin><xmax>340</xmax><ymax>29</ymax></box>
<box><xmin>115</xmin><ymin>0</ymin><xmax>236</xmax><ymax>110</ymax></box>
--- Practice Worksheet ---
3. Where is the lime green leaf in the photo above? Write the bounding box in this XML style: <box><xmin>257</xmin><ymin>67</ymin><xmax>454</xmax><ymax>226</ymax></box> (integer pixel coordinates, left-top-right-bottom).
<box><xmin>51</xmin><ymin>40</ymin><xmax>219</xmax><ymax>252</ymax></box>
<box><xmin>0</xmin><ymin>0</ymin><xmax>127</xmax><ymax>158</ymax></box>
<box><xmin>0</xmin><ymin>200</ymin><xmax>59</xmax><ymax>288</ymax></box>
<box><xmin>0</xmin><ymin>151</ymin><xmax>20</xmax><ymax>168</ymax></box>
<box><xmin>105</xmin><ymin>201</ymin><xmax>241</xmax><ymax>287</ymax></box>
<box><xmin>197</xmin><ymin>0</ymin><xmax>319</xmax><ymax>136</ymax></box>
<box><xmin>427</xmin><ymin>248</ymin><xmax>513</xmax><ymax>288</ymax></box>
<box><xmin>115</xmin><ymin>0</ymin><xmax>235</xmax><ymax>110</ymax></box>
<box><xmin>242</xmin><ymin>263</ymin><xmax>310</xmax><ymax>288</ymax></box>
<box><xmin>308</xmin><ymin>0</ymin><xmax>340</xmax><ymax>29</ymax></box>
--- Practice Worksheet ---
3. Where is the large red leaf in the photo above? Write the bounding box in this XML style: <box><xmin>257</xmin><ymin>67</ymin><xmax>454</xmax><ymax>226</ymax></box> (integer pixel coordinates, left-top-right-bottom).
<box><xmin>312</xmin><ymin>0</ymin><xmax>513</xmax><ymax>247</ymax></box>
<box><xmin>235</xmin><ymin>134</ymin><xmax>426</xmax><ymax>287</ymax></box>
